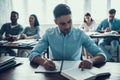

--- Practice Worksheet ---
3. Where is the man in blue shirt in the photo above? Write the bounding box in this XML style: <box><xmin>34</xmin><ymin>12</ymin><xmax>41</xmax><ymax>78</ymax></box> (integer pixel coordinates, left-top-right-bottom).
<box><xmin>29</xmin><ymin>4</ymin><xmax>106</xmax><ymax>70</ymax></box>
<box><xmin>96</xmin><ymin>9</ymin><xmax>120</xmax><ymax>61</ymax></box>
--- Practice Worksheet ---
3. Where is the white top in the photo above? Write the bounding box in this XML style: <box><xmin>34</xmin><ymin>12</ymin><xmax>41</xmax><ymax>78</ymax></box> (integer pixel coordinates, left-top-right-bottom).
<box><xmin>80</xmin><ymin>21</ymin><xmax>96</xmax><ymax>32</ymax></box>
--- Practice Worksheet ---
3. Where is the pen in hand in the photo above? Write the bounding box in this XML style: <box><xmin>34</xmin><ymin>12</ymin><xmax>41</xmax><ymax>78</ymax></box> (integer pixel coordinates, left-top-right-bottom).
<box><xmin>43</xmin><ymin>60</ymin><xmax>56</xmax><ymax>71</ymax></box>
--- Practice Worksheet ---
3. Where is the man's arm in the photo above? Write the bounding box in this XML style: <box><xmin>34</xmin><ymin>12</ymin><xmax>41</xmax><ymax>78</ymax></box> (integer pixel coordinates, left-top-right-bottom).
<box><xmin>79</xmin><ymin>54</ymin><xmax>105</xmax><ymax>71</ymax></box>
<box><xmin>79</xmin><ymin>31</ymin><xmax>106</xmax><ymax>71</ymax></box>
<box><xmin>91</xmin><ymin>54</ymin><xmax>105</xmax><ymax>64</ymax></box>
<box><xmin>31</xmin><ymin>55</ymin><xmax>56</xmax><ymax>70</ymax></box>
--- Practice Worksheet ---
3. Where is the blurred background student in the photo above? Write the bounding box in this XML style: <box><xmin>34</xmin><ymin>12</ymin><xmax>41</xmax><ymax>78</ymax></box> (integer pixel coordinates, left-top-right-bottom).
<box><xmin>96</xmin><ymin>9</ymin><xmax>120</xmax><ymax>61</ymax></box>
<box><xmin>0</xmin><ymin>11</ymin><xmax>23</xmax><ymax>56</ymax></box>
<box><xmin>80</xmin><ymin>12</ymin><xmax>97</xmax><ymax>59</ymax></box>
<box><xmin>18</xmin><ymin>14</ymin><xmax>40</xmax><ymax>57</ymax></box>
<box><xmin>80</xmin><ymin>12</ymin><xmax>96</xmax><ymax>32</ymax></box>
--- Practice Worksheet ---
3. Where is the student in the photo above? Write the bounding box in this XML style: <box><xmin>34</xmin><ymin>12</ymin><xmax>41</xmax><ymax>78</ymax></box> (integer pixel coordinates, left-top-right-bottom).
<box><xmin>29</xmin><ymin>4</ymin><xmax>106</xmax><ymax>70</ymax></box>
<box><xmin>20</xmin><ymin>14</ymin><xmax>40</xmax><ymax>39</ymax></box>
<box><xmin>0</xmin><ymin>11</ymin><xmax>23</xmax><ymax>56</ymax></box>
<box><xmin>80</xmin><ymin>12</ymin><xmax>97</xmax><ymax>59</ymax></box>
<box><xmin>18</xmin><ymin>14</ymin><xmax>40</xmax><ymax>57</ymax></box>
<box><xmin>80</xmin><ymin>12</ymin><xmax>96</xmax><ymax>32</ymax></box>
<box><xmin>96</xmin><ymin>9</ymin><xmax>120</xmax><ymax>61</ymax></box>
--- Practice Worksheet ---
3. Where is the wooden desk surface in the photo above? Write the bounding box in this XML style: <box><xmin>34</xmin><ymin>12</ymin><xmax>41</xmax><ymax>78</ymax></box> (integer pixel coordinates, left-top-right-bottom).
<box><xmin>0</xmin><ymin>58</ymin><xmax>68</xmax><ymax>80</ymax></box>
<box><xmin>0</xmin><ymin>58</ymin><xmax>120</xmax><ymax>80</ymax></box>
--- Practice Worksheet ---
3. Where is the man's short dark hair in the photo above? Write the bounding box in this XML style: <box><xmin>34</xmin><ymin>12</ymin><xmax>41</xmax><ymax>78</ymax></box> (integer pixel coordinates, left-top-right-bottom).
<box><xmin>109</xmin><ymin>9</ymin><xmax>116</xmax><ymax>14</ymax></box>
<box><xmin>53</xmin><ymin>4</ymin><xmax>71</xmax><ymax>18</ymax></box>
<box><xmin>11</xmin><ymin>11</ymin><xmax>19</xmax><ymax>16</ymax></box>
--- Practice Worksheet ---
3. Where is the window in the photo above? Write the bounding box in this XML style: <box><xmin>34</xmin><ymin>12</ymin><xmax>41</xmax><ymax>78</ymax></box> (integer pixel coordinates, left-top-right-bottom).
<box><xmin>11</xmin><ymin>0</ymin><xmax>120</xmax><ymax>28</ymax></box>
<box><xmin>91</xmin><ymin>0</ymin><xmax>107</xmax><ymax>23</ymax></box>
<box><xmin>111</xmin><ymin>0</ymin><xmax>120</xmax><ymax>18</ymax></box>
<box><xmin>67</xmin><ymin>0</ymin><xmax>84</xmax><ymax>24</ymax></box>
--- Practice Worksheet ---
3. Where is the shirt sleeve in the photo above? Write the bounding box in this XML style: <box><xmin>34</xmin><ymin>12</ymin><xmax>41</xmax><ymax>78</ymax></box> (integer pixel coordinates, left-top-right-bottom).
<box><xmin>33</xmin><ymin>26</ymin><xmax>40</xmax><ymax>39</ymax></box>
<box><xmin>0</xmin><ymin>24</ymin><xmax>6</xmax><ymax>38</ymax></box>
<box><xmin>81</xmin><ymin>31</ymin><xmax>107</xmax><ymax>60</ymax></box>
<box><xmin>29</xmin><ymin>30</ymin><xmax>49</xmax><ymax>62</ymax></box>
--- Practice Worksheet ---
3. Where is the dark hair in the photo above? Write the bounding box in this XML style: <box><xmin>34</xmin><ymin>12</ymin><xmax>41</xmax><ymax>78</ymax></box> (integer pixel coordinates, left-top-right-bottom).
<box><xmin>30</xmin><ymin>14</ymin><xmax>40</xmax><ymax>27</ymax></box>
<box><xmin>11</xmin><ymin>11</ymin><xmax>19</xmax><ymax>16</ymax></box>
<box><xmin>109</xmin><ymin>9</ymin><xmax>116</xmax><ymax>14</ymax></box>
<box><xmin>84</xmin><ymin>12</ymin><xmax>93</xmax><ymax>23</ymax></box>
<box><xmin>53</xmin><ymin>4</ymin><xmax>71</xmax><ymax>18</ymax></box>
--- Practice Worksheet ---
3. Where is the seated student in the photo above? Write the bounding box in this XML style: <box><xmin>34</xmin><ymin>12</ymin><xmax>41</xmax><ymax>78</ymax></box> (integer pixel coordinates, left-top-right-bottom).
<box><xmin>18</xmin><ymin>14</ymin><xmax>40</xmax><ymax>57</ymax></box>
<box><xmin>96</xmin><ymin>9</ymin><xmax>120</xmax><ymax>61</ymax></box>
<box><xmin>29</xmin><ymin>4</ymin><xmax>107</xmax><ymax>70</ymax></box>
<box><xmin>0</xmin><ymin>11</ymin><xmax>23</xmax><ymax>56</ymax></box>
<box><xmin>80</xmin><ymin>12</ymin><xmax>96</xmax><ymax>32</ymax></box>
<box><xmin>80</xmin><ymin>12</ymin><xmax>97</xmax><ymax>59</ymax></box>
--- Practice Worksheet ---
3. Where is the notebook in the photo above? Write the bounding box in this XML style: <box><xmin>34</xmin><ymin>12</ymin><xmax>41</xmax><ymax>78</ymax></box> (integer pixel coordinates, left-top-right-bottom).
<box><xmin>35</xmin><ymin>61</ymin><xmax>63</xmax><ymax>73</ymax></box>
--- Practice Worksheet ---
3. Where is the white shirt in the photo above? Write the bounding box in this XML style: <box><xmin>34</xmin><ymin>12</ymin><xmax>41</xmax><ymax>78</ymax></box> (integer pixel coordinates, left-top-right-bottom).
<box><xmin>80</xmin><ymin>21</ymin><xmax>96</xmax><ymax>32</ymax></box>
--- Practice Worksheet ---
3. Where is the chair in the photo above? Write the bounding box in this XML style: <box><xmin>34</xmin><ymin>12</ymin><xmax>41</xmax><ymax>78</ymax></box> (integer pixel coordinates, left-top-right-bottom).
<box><xmin>0</xmin><ymin>49</ymin><xmax>8</xmax><ymax>57</ymax></box>
<box><xmin>43</xmin><ymin>48</ymin><xmax>49</xmax><ymax>58</ymax></box>
<box><xmin>105</xmin><ymin>45</ymin><xmax>120</xmax><ymax>62</ymax></box>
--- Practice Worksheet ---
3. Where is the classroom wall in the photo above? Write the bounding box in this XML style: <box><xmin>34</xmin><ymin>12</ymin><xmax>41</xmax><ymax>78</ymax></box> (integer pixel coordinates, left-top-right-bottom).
<box><xmin>0</xmin><ymin>0</ymin><xmax>13</xmax><ymax>28</ymax></box>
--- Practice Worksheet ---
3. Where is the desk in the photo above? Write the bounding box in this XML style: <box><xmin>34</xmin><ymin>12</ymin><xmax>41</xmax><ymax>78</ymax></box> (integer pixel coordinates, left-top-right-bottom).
<box><xmin>0</xmin><ymin>39</ymin><xmax>38</xmax><ymax>50</ymax></box>
<box><xmin>0</xmin><ymin>58</ymin><xmax>68</xmax><ymax>80</ymax></box>
<box><xmin>90</xmin><ymin>33</ymin><xmax>120</xmax><ymax>38</ymax></box>
<box><xmin>0</xmin><ymin>39</ymin><xmax>38</xmax><ymax>57</ymax></box>
<box><xmin>89</xmin><ymin>32</ymin><xmax>120</xmax><ymax>62</ymax></box>
<box><xmin>0</xmin><ymin>58</ymin><xmax>120</xmax><ymax>80</ymax></box>
<box><xmin>0</xmin><ymin>42</ymin><xmax>34</xmax><ymax>50</ymax></box>
<box><xmin>0</xmin><ymin>39</ymin><xmax>49</xmax><ymax>57</ymax></box>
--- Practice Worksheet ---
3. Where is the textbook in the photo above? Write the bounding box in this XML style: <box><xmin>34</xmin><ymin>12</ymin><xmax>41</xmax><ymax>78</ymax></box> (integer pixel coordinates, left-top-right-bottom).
<box><xmin>35</xmin><ymin>61</ymin><xmax>110</xmax><ymax>80</ymax></box>
<box><xmin>61</xmin><ymin>61</ymin><xmax>111</xmax><ymax>80</ymax></box>
<box><xmin>0</xmin><ymin>56</ymin><xmax>15</xmax><ymax>66</ymax></box>
<box><xmin>0</xmin><ymin>56</ymin><xmax>22</xmax><ymax>72</ymax></box>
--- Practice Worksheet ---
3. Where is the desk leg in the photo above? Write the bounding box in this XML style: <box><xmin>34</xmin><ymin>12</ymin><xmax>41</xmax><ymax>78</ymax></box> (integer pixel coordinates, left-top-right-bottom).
<box><xmin>117</xmin><ymin>46</ymin><xmax>119</xmax><ymax>62</ymax></box>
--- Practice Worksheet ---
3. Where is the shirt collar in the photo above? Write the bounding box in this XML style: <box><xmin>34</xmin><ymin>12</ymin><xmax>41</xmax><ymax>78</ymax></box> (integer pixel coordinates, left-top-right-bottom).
<box><xmin>57</xmin><ymin>26</ymin><xmax>73</xmax><ymax>36</ymax></box>
<box><xmin>108</xmin><ymin>18</ymin><xmax>115</xmax><ymax>23</ymax></box>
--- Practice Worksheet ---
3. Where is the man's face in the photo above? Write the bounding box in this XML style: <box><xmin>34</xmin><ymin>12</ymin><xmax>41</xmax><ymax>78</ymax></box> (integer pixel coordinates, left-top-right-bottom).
<box><xmin>10</xmin><ymin>13</ymin><xmax>18</xmax><ymax>24</ymax></box>
<box><xmin>54</xmin><ymin>15</ymin><xmax>72</xmax><ymax>34</ymax></box>
<box><xmin>109</xmin><ymin>13</ymin><xmax>115</xmax><ymax>21</ymax></box>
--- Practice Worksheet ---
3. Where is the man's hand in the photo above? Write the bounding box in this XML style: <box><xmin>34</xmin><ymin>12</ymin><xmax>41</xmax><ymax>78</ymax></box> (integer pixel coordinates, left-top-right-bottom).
<box><xmin>79</xmin><ymin>59</ymin><xmax>93</xmax><ymax>71</ymax></box>
<box><xmin>43</xmin><ymin>60</ymin><xmax>56</xmax><ymax>71</ymax></box>
<box><xmin>32</xmin><ymin>56</ymin><xmax>56</xmax><ymax>71</ymax></box>
<box><xmin>105</xmin><ymin>27</ymin><xmax>111</xmax><ymax>32</ymax></box>
<box><xmin>20</xmin><ymin>34</ymin><xmax>27</xmax><ymax>39</ymax></box>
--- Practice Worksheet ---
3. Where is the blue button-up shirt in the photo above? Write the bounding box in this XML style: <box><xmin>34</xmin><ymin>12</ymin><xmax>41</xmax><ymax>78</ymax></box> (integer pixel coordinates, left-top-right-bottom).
<box><xmin>96</xmin><ymin>18</ymin><xmax>120</xmax><ymax>44</ymax></box>
<box><xmin>29</xmin><ymin>27</ymin><xmax>106</xmax><ymax>61</ymax></box>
